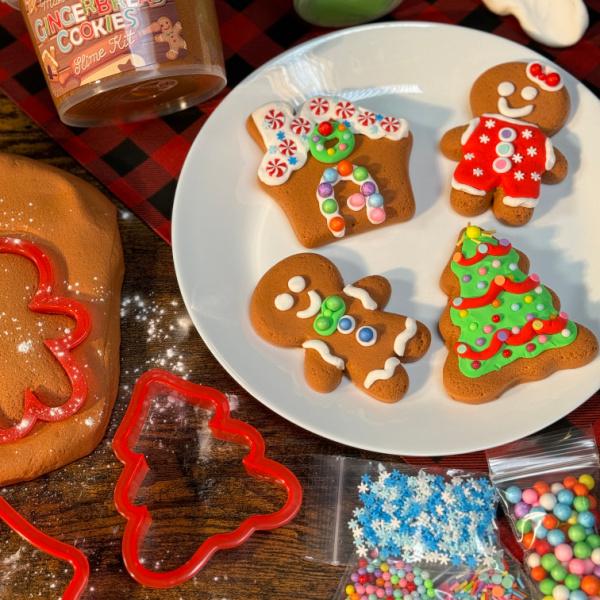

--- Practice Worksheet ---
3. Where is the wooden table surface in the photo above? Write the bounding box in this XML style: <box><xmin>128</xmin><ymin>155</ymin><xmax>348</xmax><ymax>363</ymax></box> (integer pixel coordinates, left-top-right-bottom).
<box><xmin>0</xmin><ymin>93</ymin><xmax>398</xmax><ymax>600</ymax></box>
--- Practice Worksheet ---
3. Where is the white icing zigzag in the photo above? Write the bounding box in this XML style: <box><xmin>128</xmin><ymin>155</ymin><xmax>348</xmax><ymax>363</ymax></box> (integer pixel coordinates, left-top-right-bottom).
<box><xmin>251</xmin><ymin>96</ymin><xmax>410</xmax><ymax>186</ymax></box>
<box><xmin>394</xmin><ymin>318</ymin><xmax>417</xmax><ymax>357</ymax></box>
<box><xmin>302</xmin><ymin>340</ymin><xmax>345</xmax><ymax>370</ymax></box>
<box><xmin>343</xmin><ymin>284</ymin><xmax>377</xmax><ymax>310</ymax></box>
<box><xmin>364</xmin><ymin>357</ymin><xmax>400</xmax><ymax>389</ymax></box>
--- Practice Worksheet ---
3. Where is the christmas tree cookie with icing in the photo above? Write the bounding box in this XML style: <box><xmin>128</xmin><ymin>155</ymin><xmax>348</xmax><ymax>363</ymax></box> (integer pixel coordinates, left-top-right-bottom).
<box><xmin>250</xmin><ymin>253</ymin><xmax>430</xmax><ymax>403</ymax></box>
<box><xmin>247</xmin><ymin>96</ymin><xmax>415</xmax><ymax>248</ymax></box>
<box><xmin>439</xmin><ymin>225</ymin><xmax>597</xmax><ymax>403</ymax></box>
<box><xmin>440</xmin><ymin>61</ymin><xmax>570</xmax><ymax>226</ymax></box>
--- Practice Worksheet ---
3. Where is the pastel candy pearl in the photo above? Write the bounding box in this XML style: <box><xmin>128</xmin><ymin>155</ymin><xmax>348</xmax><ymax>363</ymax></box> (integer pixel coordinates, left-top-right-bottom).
<box><xmin>540</xmin><ymin>493</ymin><xmax>558</xmax><ymax>511</ymax></box>
<box><xmin>570</xmin><ymin>559</ymin><xmax>586</xmax><ymax>575</ymax></box>
<box><xmin>323</xmin><ymin>167</ymin><xmax>338</xmax><ymax>182</ymax></box>
<box><xmin>318</xmin><ymin>182</ymin><xmax>333</xmax><ymax>197</ymax></box>
<box><xmin>570</xmin><ymin>592</ymin><xmax>587</xmax><ymax>600</ymax></box>
<box><xmin>592</xmin><ymin>549</ymin><xmax>600</xmax><ymax>565</ymax></box>
<box><xmin>506</xmin><ymin>485</ymin><xmax>522</xmax><ymax>504</ymax></box>
<box><xmin>548</xmin><ymin>529</ymin><xmax>567</xmax><ymax>546</ymax></box>
<box><xmin>552</xmin><ymin>483</ymin><xmax>565</xmax><ymax>494</ymax></box>
<box><xmin>558</xmin><ymin>489</ymin><xmax>575</xmax><ymax>505</ymax></box>
<box><xmin>528</xmin><ymin>553</ymin><xmax>542</xmax><ymax>568</ymax></box>
<box><xmin>367</xmin><ymin>192</ymin><xmax>384</xmax><ymax>208</ymax></box>
<box><xmin>370</xmin><ymin>207</ymin><xmax>386</xmax><ymax>224</ymax></box>
<box><xmin>553</xmin><ymin>585</ymin><xmax>570</xmax><ymax>600</ymax></box>
<box><xmin>554</xmin><ymin>503</ymin><xmax>573</xmax><ymax>521</ymax></box>
<box><xmin>348</xmin><ymin>192</ymin><xmax>366</xmax><ymax>209</ymax></box>
<box><xmin>556</xmin><ymin>544</ymin><xmax>574</xmax><ymax>562</ymax></box>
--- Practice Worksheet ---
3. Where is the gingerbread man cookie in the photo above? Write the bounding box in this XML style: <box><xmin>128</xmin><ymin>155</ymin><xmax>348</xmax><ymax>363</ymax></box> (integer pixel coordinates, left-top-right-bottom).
<box><xmin>247</xmin><ymin>96</ymin><xmax>415</xmax><ymax>248</ymax></box>
<box><xmin>440</xmin><ymin>61</ymin><xmax>570</xmax><ymax>226</ymax></box>
<box><xmin>250</xmin><ymin>254</ymin><xmax>430</xmax><ymax>403</ymax></box>
<box><xmin>154</xmin><ymin>17</ymin><xmax>187</xmax><ymax>61</ymax></box>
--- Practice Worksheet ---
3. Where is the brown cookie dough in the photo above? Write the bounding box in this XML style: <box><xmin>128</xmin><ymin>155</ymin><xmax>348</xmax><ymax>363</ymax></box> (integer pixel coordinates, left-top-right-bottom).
<box><xmin>440</xmin><ymin>61</ymin><xmax>570</xmax><ymax>226</ymax></box>
<box><xmin>439</xmin><ymin>225</ymin><xmax>597</xmax><ymax>404</ymax></box>
<box><xmin>248</xmin><ymin>96</ymin><xmax>415</xmax><ymax>248</ymax></box>
<box><xmin>0</xmin><ymin>154</ymin><xmax>123</xmax><ymax>485</ymax></box>
<box><xmin>250</xmin><ymin>253</ymin><xmax>430</xmax><ymax>403</ymax></box>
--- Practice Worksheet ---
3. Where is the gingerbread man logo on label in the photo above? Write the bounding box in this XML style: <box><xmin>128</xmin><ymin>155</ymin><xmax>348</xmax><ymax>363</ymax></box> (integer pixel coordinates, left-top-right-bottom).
<box><xmin>250</xmin><ymin>254</ymin><xmax>430</xmax><ymax>403</ymax></box>
<box><xmin>247</xmin><ymin>96</ymin><xmax>415</xmax><ymax>248</ymax></box>
<box><xmin>440</xmin><ymin>62</ymin><xmax>570</xmax><ymax>226</ymax></box>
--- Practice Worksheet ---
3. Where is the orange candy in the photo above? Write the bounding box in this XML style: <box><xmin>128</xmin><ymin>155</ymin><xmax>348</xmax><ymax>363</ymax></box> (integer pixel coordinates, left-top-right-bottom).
<box><xmin>543</xmin><ymin>514</ymin><xmax>558</xmax><ymax>529</ymax></box>
<box><xmin>564</xmin><ymin>476</ymin><xmax>578</xmax><ymax>489</ymax></box>
<box><xmin>522</xmin><ymin>531</ymin><xmax>535</xmax><ymax>549</ymax></box>
<box><xmin>534</xmin><ymin>481</ymin><xmax>550</xmax><ymax>495</ymax></box>
<box><xmin>329</xmin><ymin>216</ymin><xmax>345</xmax><ymax>232</ymax></box>
<box><xmin>337</xmin><ymin>160</ymin><xmax>353</xmax><ymax>176</ymax></box>
<box><xmin>531</xmin><ymin>566</ymin><xmax>547</xmax><ymax>582</ymax></box>
<box><xmin>573</xmin><ymin>483</ymin><xmax>590</xmax><ymax>496</ymax></box>
<box><xmin>581</xmin><ymin>576</ymin><xmax>600</xmax><ymax>596</ymax></box>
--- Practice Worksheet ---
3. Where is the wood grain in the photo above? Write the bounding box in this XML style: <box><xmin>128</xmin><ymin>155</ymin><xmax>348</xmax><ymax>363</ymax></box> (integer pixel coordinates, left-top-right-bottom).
<box><xmin>0</xmin><ymin>93</ymin><xmax>392</xmax><ymax>600</ymax></box>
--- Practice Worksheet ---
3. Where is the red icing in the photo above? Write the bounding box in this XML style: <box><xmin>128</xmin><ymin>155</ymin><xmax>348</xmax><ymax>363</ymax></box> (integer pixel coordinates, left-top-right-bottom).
<box><xmin>454</xmin><ymin>116</ymin><xmax>549</xmax><ymax>199</ymax></box>
<box><xmin>453</xmin><ymin>241</ymin><xmax>512</xmax><ymax>266</ymax></box>
<box><xmin>455</xmin><ymin>315</ymin><xmax>567</xmax><ymax>360</ymax></box>
<box><xmin>454</xmin><ymin>274</ymin><xmax>539</xmax><ymax>309</ymax></box>
<box><xmin>0</xmin><ymin>237</ymin><xmax>91</xmax><ymax>445</ymax></box>
<box><xmin>318</xmin><ymin>121</ymin><xmax>333</xmax><ymax>136</ymax></box>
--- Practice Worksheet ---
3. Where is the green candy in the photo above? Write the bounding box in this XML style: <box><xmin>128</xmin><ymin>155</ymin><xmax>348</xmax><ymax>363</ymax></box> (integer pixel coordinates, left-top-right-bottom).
<box><xmin>550</xmin><ymin>565</ymin><xmax>567</xmax><ymax>582</ymax></box>
<box><xmin>565</xmin><ymin>574</ymin><xmax>581</xmax><ymax>590</ymax></box>
<box><xmin>587</xmin><ymin>534</ymin><xmax>600</xmax><ymax>549</ymax></box>
<box><xmin>308</xmin><ymin>120</ymin><xmax>355</xmax><ymax>163</ymax></box>
<box><xmin>516</xmin><ymin>518</ymin><xmax>532</xmax><ymax>534</ymax></box>
<box><xmin>353</xmin><ymin>166</ymin><xmax>368</xmax><ymax>181</ymax></box>
<box><xmin>541</xmin><ymin>553</ymin><xmax>559</xmax><ymax>571</ymax></box>
<box><xmin>539</xmin><ymin>579</ymin><xmax>556</xmax><ymax>595</ymax></box>
<box><xmin>424</xmin><ymin>580</ymin><xmax>434</xmax><ymax>589</ymax></box>
<box><xmin>569</xmin><ymin>524</ymin><xmax>587</xmax><ymax>542</ymax></box>
<box><xmin>574</xmin><ymin>541</ymin><xmax>592</xmax><ymax>559</ymax></box>
<box><xmin>322</xmin><ymin>198</ymin><xmax>338</xmax><ymax>214</ymax></box>
<box><xmin>313</xmin><ymin>295</ymin><xmax>346</xmax><ymax>336</ymax></box>
<box><xmin>427</xmin><ymin>590</ymin><xmax>436</xmax><ymax>598</ymax></box>
<box><xmin>574</xmin><ymin>496</ymin><xmax>590</xmax><ymax>512</ymax></box>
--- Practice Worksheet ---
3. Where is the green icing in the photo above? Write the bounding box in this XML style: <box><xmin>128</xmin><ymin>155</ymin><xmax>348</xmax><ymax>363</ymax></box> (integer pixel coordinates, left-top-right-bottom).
<box><xmin>449</xmin><ymin>232</ymin><xmax>577</xmax><ymax>378</ymax></box>
<box><xmin>308</xmin><ymin>121</ymin><xmax>355</xmax><ymax>163</ymax></box>
<box><xmin>313</xmin><ymin>295</ymin><xmax>346</xmax><ymax>336</ymax></box>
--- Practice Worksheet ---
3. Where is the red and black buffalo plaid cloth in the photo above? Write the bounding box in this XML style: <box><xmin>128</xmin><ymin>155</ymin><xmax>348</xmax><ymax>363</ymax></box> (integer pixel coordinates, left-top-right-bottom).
<box><xmin>0</xmin><ymin>0</ymin><xmax>598</xmax><ymax>483</ymax></box>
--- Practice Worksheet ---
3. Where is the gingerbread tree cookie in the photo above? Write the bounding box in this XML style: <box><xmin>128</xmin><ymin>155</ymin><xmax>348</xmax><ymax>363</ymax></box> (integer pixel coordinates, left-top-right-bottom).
<box><xmin>439</xmin><ymin>225</ymin><xmax>597</xmax><ymax>403</ymax></box>
<box><xmin>247</xmin><ymin>96</ymin><xmax>415</xmax><ymax>248</ymax></box>
<box><xmin>250</xmin><ymin>254</ymin><xmax>430</xmax><ymax>403</ymax></box>
<box><xmin>440</xmin><ymin>61</ymin><xmax>570</xmax><ymax>226</ymax></box>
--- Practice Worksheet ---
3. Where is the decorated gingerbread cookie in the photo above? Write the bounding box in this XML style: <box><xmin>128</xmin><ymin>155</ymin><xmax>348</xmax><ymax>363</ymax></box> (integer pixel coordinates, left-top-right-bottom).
<box><xmin>439</xmin><ymin>225</ymin><xmax>597</xmax><ymax>403</ymax></box>
<box><xmin>247</xmin><ymin>96</ymin><xmax>415</xmax><ymax>248</ymax></box>
<box><xmin>250</xmin><ymin>254</ymin><xmax>430</xmax><ymax>403</ymax></box>
<box><xmin>440</xmin><ymin>61</ymin><xmax>570</xmax><ymax>226</ymax></box>
<box><xmin>0</xmin><ymin>154</ymin><xmax>123</xmax><ymax>484</ymax></box>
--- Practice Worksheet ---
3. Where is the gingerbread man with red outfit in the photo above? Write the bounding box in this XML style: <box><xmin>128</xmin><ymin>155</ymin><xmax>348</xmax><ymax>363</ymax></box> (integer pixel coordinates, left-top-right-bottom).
<box><xmin>440</xmin><ymin>61</ymin><xmax>570</xmax><ymax>226</ymax></box>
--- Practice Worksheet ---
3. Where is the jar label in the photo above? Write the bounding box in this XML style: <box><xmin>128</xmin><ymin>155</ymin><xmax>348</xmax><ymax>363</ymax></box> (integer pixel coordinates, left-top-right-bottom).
<box><xmin>25</xmin><ymin>0</ymin><xmax>189</xmax><ymax>98</ymax></box>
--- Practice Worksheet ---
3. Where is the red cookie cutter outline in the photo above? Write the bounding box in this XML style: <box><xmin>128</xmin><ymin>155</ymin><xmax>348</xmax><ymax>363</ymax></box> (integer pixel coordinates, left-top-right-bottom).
<box><xmin>112</xmin><ymin>369</ymin><xmax>303</xmax><ymax>588</ymax></box>
<box><xmin>0</xmin><ymin>496</ymin><xmax>89</xmax><ymax>599</ymax></box>
<box><xmin>0</xmin><ymin>237</ymin><xmax>91</xmax><ymax>444</ymax></box>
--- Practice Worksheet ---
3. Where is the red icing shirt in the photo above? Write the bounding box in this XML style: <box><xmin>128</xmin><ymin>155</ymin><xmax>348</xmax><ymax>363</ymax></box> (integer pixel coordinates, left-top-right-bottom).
<box><xmin>452</xmin><ymin>114</ymin><xmax>555</xmax><ymax>207</ymax></box>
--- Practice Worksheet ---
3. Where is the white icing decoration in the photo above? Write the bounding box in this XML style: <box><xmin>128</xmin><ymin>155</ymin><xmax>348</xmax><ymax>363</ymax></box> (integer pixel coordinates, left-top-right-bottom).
<box><xmin>461</xmin><ymin>117</ymin><xmax>480</xmax><ymax>145</ymax></box>
<box><xmin>275</xmin><ymin>293</ymin><xmax>294</xmax><ymax>311</ymax></box>
<box><xmin>451</xmin><ymin>176</ymin><xmax>486</xmax><ymax>196</ymax></box>
<box><xmin>288</xmin><ymin>276</ymin><xmax>306</xmax><ymax>293</ymax></box>
<box><xmin>482</xmin><ymin>0</ymin><xmax>588</xmax><ymax>48</ymax></box>
<box><xmin>503</xmin><ymin>196</ymin><xmax>539</xmax><ymax>208</ymax></box>
<box><xmin>364</xmin><ymin>357</ymin><xmax>400</xmax><ymax>390</ymax></box>
<box><xmin>251</xmin><ymin>96</ymin><xmax>410</xmax><ymax>186</ymax></box>
<box><xmin>497</xmin><ymin>81</ymin><xmax>515</xmax><ymax>97</ymax></box>
<box><xmin>343</xmin><ymin>284</ymin><xmax>377</xmax><ymax>310</ymax></box>
<box><xmin>497</xmin><ymin>96</ymin><xmax>534</xmax><ymax>118</ymax></box>
<box><xmin>296</xmin><ymin>290</ymin><xmax>321</xmax><ymax>319</ymax></box>
<box><xmin>525</xmin><ymin>62</ymin><xmax>565</xmax><ymax>91</ymax></box>
<box><xmin>302</xmin><ymin>340</ymin><xmax>345</xmax><ymax>370</ymax></box>
<box><xmin>394</xmin><ymin>317</ymin><xmax>417</xmax><ymax>357</ymax></box>
<box><xmin>521</xmin><ymin>86</ymin><xmax>538</xmax><ymax>101</ymax></box>
<box><xmin>483</xmin><ymin>113</ymin><xmax>538</xmax><ymax>127</ymax></box>
<box><xmin>545</xmin><ymin>137</ymin><xmax>556</xmax><ymax>171</ymax></box>
<box><xmin>356</xmin><ymin>326</ymin><xmax>377</xmax><ymax>347</ymax></box>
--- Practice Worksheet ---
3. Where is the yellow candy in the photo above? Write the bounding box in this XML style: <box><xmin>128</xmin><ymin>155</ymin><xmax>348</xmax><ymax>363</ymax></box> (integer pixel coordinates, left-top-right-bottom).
<box><xmin>568</xmin><ymin>514</ymin><xmax>578</xmax><ymax>525</ymax></box>
<box><xmin>327</xmin><ymin>148</ymin><xmax>335</xmax><ymax>156</ymax></box>
<box><xmin>532</xmin><ymin>320</ymin><xmax>543</xmax><ymax>331</ymax></box>
<box><xmin>345</xmin><ymin>585</ymin><xmax>355</xmax><ymax>595</ymax></box>
<box><xmin>459</xmin><ymin>310</ymin><xmax>468</xmax><ymax>318</ymax></box>
<box><xmin>579</xmin><ymin>474</ymin><xmax>595</xmax><ymax>490</ymax></box>
<box><xmin>544</xmin><ymin>596</ymin><xmax>553</xmax><ymax>600</ymax></box>
<box><xmin>466</xmin><ymin>225</ymin><xmax>481</xmax><ymax>239</ymax></box>
<box><xmin>381</xmin><ymin>563</ymin><xmax>389</xmax><ymax>572</ymax></box>
<box><xmin>525</xmin><ymin>295</ymin><xmax>533</xmax><ymax>303</ymax></box>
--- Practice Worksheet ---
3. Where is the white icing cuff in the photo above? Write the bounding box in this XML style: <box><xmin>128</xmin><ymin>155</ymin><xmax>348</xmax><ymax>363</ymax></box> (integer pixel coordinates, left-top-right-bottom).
<box><xmin>394</xmin><ymin>318</ymin><xmax>417</xmax><ymax>357</ymax></box>
<box><xmin>451</xmin><ymin>177</ymin><xmax>486</xmax><ymax>196</ymax></box>
<box><xmin>503</xmin><ymin>196</ymin><xmax>539</xmax><ymax>208</ymax></box>
<box><xmin>364</xmin><ymin>357</ymin><xmax>400</xmax><ymax>389</ymax></box>
<box><xmin>545</xmin><ymin>137</ymin><xmax>556</xmax><ymax>171</ymax></box>
<box><xmin>460</xmin><ymin>117</ymin><xmax>481</xmax><ymax>146</ymax></box>
<box><xmin>343</xmin><ymin>284</ymin><xmax>377</xmax><ymax>310</ymax></box>
<box><xmin>302</xmin><ymin>340</ymin><xmax>345</xmax><ymax>370</ymax></box>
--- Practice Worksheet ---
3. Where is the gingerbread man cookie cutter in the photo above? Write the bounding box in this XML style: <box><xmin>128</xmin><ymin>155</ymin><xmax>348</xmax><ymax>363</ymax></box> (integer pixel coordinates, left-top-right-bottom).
<box><xmin>0</xmin><ymin>497</ymin><xmax>89</xmax><ymax>599</ymax></box>
<box><xmin>0</xmin><ymin>236</ymin><xmax>91</xmax><ymax>444</ymax></box>
<box><xmin>112</xmin><ymin>369</ymin><xmax>303</xmax><ymax>588</ymax></box>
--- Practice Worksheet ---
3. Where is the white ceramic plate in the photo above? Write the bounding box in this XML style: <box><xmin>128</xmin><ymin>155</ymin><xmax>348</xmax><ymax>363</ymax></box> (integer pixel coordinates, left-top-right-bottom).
<box><xmin>172</xmin><ymin>22</ymin><xmax>600</xmax><ymax>456</ymax></box>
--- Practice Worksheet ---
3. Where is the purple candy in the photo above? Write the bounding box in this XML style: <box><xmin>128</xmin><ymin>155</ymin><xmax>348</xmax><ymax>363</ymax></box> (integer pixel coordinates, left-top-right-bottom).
<box><xmin>499</xmin><ymin>238</ymin><xmax>510</xmax><ymax>246</ymax></box>
<box><xmin>312</xmin><ymin>135</ymin><xmax>320</xmax><ymax>142</ymax></box>
<box><xmin>498</xmin><ymin>330</ymin><xmax>509</xmax><ymax>342</ymax></box>
<box><xmin>462</xmin><ymin>275</ymin><xmax>471</xmax><ymax>283</ymax></box>
<box><xmin>526</xmin><ymin>313</ymin><xmax>535</xmax><ymax>321</ymax></box>
<box><xmin>351</xmin><ymin>573</ymin><xmax>359</xmax><ymax>582</ymax></box>
<box><xmin>318</xmin><ymin>182</ymin><xmax>333</xmax><ymax>197</ymax></box>
<box><xmin>514</xmin><ymin>501</ymin><xmax>530</xmax><ymax>518</ymax></box>
<box><xmin>361</xmin><ymin>181</ymin><xmax>376</xmax><ymax>196</ymax></box>
<box><xmin>476</xmin><ymin>337</ymin><xmax>485</xmax><ymax>346</ymax></box>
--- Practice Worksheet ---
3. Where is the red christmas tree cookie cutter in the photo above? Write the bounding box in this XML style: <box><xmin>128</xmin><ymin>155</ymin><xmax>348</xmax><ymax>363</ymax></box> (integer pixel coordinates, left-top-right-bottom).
<box><xmin>112</xmin><ymin>369</ymin><xmax>303</xmax><ymax>588</ymax></box>
<box><xmin>0</xmin><ymin>497</ymin><xmax>89</xmax><ymax>599</ymax></box>
<box><xmin>0</xmin><ymin>237</ymin><xmax>91</xmax><ymax>444</ymax></box>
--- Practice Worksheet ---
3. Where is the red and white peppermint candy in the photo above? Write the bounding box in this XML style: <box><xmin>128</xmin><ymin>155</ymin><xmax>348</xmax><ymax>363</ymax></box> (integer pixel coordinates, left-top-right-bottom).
<box><xmin>278</xmin><ymin>139</ymin><xmax>297</xmax><ymax>156</ymax></box>
<box><xmin>380</xmin><ymin>116</ymin><xmax>401</xmax><ymax>133</ymax></box>
<box><xmin>266</xmin><ymin>157</ymin><xmax>288</xmax><ymax>178</ymax></box>
<box><xmin>290</xmin><ymin>117</ymin><xmax>311</xmax><ymax>135</ymax></box>
<box><xmin>357</xmin><ymin>111</ymin><xmax>376</xmax><ymax>126</ymax></box>
<box><xmin>335</xmin><ymin>100</ymin><xmax>355</xmax><ymax>119</ymax></box>
<box><xmin>309</xmin><ymin>97</ymin><xmax>330</xmax><ymax>116</ymax></box>
<box><xmin>264</xmin><ymin>108</ymin><xmax>285</xmax><ymax>129</ymax></box>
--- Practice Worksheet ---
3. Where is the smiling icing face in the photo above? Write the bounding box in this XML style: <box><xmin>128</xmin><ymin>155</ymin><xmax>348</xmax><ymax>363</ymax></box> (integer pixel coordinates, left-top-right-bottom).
<box><xmin>469</xmin><ymin>61</ymin><xmax>570</xmax><ymax>136</ymax></box>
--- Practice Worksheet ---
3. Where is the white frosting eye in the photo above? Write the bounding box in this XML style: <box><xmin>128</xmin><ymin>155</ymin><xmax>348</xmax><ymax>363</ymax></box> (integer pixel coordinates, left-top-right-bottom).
<box><xmin>521</xmin><ymin>86</ymin><xmax>538</xmax><ymax>101</ymax></box>
<box><xmin>274</xmin><ymin>293</ymin><xmax>294</xmax><ymax>311</ymax></box>
<box><xmin>497</xmin><ymin>81</ymin><xmax>516</xmax><ymax>97</ymax></box>
<box><xmin>356</xmin><ymin>326</ymin><xmax>377</xmax><ymax>347</ymax></box>
<box><xmin>337</xmin><ymin>315</ymin><xmax>356</xmax><ymax>334</ymax></box>
<box><xmin>287</xmin><ymin>276</ymin><xmax>306</xmax><ymax>293</ymax></box>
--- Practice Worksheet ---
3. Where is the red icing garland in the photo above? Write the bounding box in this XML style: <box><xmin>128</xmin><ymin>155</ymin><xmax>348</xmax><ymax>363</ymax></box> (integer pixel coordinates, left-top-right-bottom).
<box><xmin>455</xmin><ymin>315</ymin><xmax>568</xmax><ymax>360</ymax></box>
<box><xmin>453</xmin><ymin>274</ymin><xmax>540</xmax><ymax>310</ymax></box>
<box><xmin>453</xmin><ymin>241</ymin><xmax>512</xmax><ymax>266</ymax></box>
<box><xmin>0</xmin><ymin>237</ymin><xmax>91</xmax><ymax>444</ymax></box>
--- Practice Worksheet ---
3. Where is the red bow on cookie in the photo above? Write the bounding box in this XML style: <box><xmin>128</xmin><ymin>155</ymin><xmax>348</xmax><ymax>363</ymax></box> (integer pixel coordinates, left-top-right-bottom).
<box><xmin>526</xmin><ymin>62</ymin><xmax>563</xmax><ymax>91</ymax></box>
